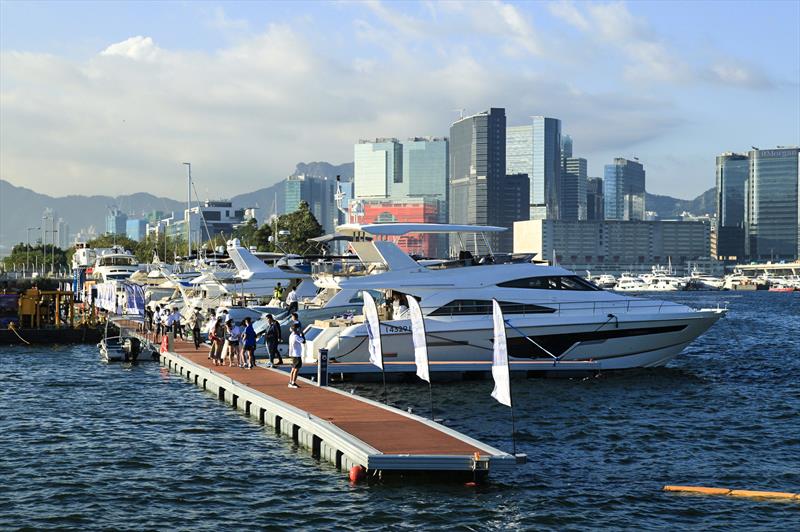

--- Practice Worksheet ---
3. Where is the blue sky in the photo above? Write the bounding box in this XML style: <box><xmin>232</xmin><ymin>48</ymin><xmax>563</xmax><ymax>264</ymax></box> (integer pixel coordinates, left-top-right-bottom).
<box><xmin>1</xmin><ymin>0</ymin><xmax>798</xmax><ymax>200</ymax></box>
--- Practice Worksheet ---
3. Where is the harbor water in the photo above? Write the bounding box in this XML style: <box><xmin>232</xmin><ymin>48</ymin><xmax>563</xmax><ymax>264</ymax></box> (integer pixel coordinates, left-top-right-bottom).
<box><xmin>1</xmin><ymin>292</ymin><xmax>798</xmax><ymax>530</ymax></box>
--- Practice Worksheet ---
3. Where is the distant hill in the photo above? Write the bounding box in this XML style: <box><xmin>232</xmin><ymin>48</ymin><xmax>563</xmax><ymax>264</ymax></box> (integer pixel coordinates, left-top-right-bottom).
<box><xmin>0</xmin><ymin>179</ymin><xmax>185</xmax><ymax>253</ymax></box>
<box><xmin>646</xmin><ymin>187</ymin><xmax>715</xmax><ymax>218</ymax></box>
<box><xmin>1</xmin><ymin>172</ymin><xmax>716</xmax><ymax>254</ymax></box>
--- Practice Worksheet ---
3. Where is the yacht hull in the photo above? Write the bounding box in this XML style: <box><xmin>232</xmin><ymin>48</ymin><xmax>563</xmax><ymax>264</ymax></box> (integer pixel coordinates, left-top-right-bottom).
<box><xmin>308</xmin><ymin>310</ymin><xmax>725</xmax><ymax>372</ymax></box>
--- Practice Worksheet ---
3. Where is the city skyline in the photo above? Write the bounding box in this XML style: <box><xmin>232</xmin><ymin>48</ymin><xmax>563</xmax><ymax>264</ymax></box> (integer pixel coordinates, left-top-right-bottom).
<box><xmin>1</xmin><ymin>1</ymin><xmax>798</xmax><ymax>200</ymax></box>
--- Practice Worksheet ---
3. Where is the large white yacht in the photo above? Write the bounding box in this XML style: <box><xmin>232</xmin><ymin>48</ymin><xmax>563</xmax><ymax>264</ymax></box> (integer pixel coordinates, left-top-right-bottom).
<box><xmin>90</xmin><ymin>246</ymin><xmax>139</xmax><ymax>282</ymax></box>
<box><xmin>302</xmin><ymin>223</ymin><xmax>726</xmax><ymax>372</ymax></box>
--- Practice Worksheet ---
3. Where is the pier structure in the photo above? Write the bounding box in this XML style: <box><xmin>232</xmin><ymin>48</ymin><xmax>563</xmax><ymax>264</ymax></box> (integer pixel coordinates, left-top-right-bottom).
<box><xmin>125</xmin><ymin>326</ymin><xmax>523</xmax><ymax>480</ymax></box>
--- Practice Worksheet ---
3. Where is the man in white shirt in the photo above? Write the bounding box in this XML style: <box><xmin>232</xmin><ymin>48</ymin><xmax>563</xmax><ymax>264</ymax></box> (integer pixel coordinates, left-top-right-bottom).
<box><xmin>167</xmin><ymin>307</ymin><xmax>184</xmax><ymax>339</ymax></box>
<box><xmin>286</xmin><ymin>286</ymin><xmax>299</xmax><ymax>314</ymax></box>
<box><xmin>287</xmin><ymin>323</ymin><xmax>304</xmax><ymax>388</ymax></box>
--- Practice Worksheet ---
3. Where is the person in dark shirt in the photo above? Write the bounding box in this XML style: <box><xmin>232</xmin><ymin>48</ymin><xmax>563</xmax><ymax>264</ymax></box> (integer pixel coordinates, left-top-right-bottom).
<box><xmin>242</xmin><ymin>317</ymin><xmax>257</xmax><ymax>369</ymax></box>
<box><xmin>265</xmin><ymin>314</ymin><xmax>283</xmax><ymax>367</ymax></box>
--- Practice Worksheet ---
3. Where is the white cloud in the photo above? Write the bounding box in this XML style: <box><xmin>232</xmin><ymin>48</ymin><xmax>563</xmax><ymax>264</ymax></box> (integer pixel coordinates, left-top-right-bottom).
<box><xmin>100</xmin><ymin>36</ymin><xmax>162</xmax><ymax>62</ymax></box>
<box><xmin>547</xmin><ymin>1</ymin><xmax>589</xmax><ymax>31</ymax></box>
<box><xmin>0</xmin><ymin>4</ymin><xmax>729</xmax><ymax>201</ymax></box>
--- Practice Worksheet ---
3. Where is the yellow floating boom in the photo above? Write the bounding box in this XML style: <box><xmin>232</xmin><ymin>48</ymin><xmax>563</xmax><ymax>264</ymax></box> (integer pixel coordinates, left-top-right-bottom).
<box><xmin>664</xmin><ymin>485</ymin><xmax>799</xmax><ymax>500</ymax></box>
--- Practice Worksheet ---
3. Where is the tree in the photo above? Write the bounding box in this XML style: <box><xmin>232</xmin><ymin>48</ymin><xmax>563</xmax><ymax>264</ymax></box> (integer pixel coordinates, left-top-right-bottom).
<box><xmin>271</xmin><ymin>201</ymin><xmax>324</xmax><ymax>255</ymax></box>
<box><xmin>2</xmin><ymin>243</ymin><xmax>68</xmax><ymax>272</ymax></box>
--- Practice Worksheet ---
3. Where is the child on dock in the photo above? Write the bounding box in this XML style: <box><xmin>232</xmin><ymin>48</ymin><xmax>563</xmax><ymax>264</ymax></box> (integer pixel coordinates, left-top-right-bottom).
<box><xmin>287</xmin><ymin>323</ymin><xmax>304</xmax><ymax>388</ymax></box>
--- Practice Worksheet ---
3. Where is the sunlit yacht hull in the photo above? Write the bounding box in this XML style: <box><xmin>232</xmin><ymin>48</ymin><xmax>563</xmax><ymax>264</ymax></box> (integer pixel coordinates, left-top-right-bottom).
<box><xmin>305</xmin><ymin>309</ymin><xmax>725</xmax><ymax>371</ymax></box>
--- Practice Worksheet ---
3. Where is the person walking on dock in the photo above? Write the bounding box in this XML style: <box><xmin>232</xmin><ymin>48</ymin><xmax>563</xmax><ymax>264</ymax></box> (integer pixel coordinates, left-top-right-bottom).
<box><xmin>168</xmin><ymin>307</ymin><xmax>184</xmax><ymax>340</ymax></box>
<box><xmin>224</xmin><ymin>318</ymin><xmax>236</xmax><ymax>367</ymax></box>
<box><xmin>242</xmin><ymin>317</ymin><xmax>257</xmax><ymax>369</ymax></box>
<box><xmin>210</xmin><ymin>315</ymin><xmax>225</xmax><ymax>366</ymax></box>
<box><xmin>265</xmin><ymin>314</ymin><xmax>282</xmax><ymax>367</ymax></box>
<box><xmin>287</xmin><ymin>323</ymin><xmax>305</xmax><ymax>388</ymax></box>
<box><xmin>289</xmin><ymin>323</ymin><xmax>306</xmax><ymax>388</ymax></box>
<box><xmin>286</xmin><ymin>285</ymin><xmax>298</xmax><ymax>314</ymax></box>
<box><xmin>290</xmin><ymin>312</ymin><xmax>302</xmax><ymax>332</ymax></box>
<box><xmin>190</xmin><ymin>307</ymin><xmax>203</xmax><ymax>350</ymax></box>
<box><xmin>205</xmin><ymin>309</ymin><xmax>217</xmax><ymax>359</ymax></box>
<box><xmin>153</xmin><ymin>305</ymin><xmax>163</xmax><ymax>341</ymax></box>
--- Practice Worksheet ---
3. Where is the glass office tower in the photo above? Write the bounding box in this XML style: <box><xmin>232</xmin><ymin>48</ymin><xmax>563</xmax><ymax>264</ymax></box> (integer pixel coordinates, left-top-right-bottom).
<box><xmin>561</xmin><ymin>157</ymin><xmax>587</xmax><ymax>221</ymax></box>
<box><xmin>507</xmin><ymin>116</ymin><xmax>561</xmax><ymax>220</ymax></box>
<box><xmin>604</xmin><ymin>158</ymin><xmax>645</xmax><ymax>221</ymax></box>
<box><xmin>715</xmin><ymin>152</ymin><xmax>749</xmax><ymax>260</ymax></box>
<box><xmin>586</xmin><ymin>177</ymin><xmax>604</xmax><ymax>221</ymax></box>
<box><xmin>402</xmin><ymin>137</ymin><xmax>449</xmax><ymax>221</ymax></box>
<box><xmin>745</xmin><ymin>147</ymin><xmax>800</xmax><ymax>261</ymax></box>
<box><xmin>450</xmin><ymin>108</ymin><xmax>523</xmax><ymax>252</ymax></box>
<box><xmin>354</xmin><ymin>138</ymin><xmax>403</xmax><ymax>198</ymax></box>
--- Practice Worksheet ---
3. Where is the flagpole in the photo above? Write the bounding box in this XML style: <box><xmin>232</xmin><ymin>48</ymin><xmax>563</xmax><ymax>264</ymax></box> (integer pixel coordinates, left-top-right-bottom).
<box><xmin>381</xmin><ymin>354</ymin><xmax>387</xmax><ymax>405</ymax></box>
<box><xmin>507</xmin><ymin>322</ymin><xmax>516</xmax><ymax>456</ymax></box>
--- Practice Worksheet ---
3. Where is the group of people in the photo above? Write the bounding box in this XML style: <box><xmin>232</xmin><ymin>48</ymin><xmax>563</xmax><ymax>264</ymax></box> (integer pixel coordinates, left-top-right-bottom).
<box><xmin>204</xmin><ymin>308</ymin><xmax>258</xmax><ymax>369</ymax></box>
<box><xmin>145</xmin><ymin>305</ymin><xmax>185</xmax><ymax>341</ymax></box>
<box><xmin>201</xmin><ymin>307</ymin><xmax>305</xmax><ymax>388</ymax></box>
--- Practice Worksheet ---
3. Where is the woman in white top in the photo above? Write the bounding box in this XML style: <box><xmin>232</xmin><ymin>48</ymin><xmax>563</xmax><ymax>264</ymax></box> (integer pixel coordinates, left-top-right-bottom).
<box><xmin>287</xmin><ymin>323</ymin><xmax>304</xmax><ymax>388</ymax></box>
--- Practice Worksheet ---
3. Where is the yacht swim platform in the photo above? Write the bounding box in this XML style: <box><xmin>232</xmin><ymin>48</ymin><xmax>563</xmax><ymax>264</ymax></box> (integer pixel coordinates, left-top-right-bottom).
<box><xmin>123</xmin><ymin>326</ymin><xmax>523</xmax><ymax>480</ymax></box>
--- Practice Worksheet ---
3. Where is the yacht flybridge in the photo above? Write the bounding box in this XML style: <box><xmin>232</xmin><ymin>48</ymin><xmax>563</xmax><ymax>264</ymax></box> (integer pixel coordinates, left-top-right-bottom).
<box><xmin>302</xmin><ymin>223</ymin><xmax>726</xmax><ymax>372</ymax></box>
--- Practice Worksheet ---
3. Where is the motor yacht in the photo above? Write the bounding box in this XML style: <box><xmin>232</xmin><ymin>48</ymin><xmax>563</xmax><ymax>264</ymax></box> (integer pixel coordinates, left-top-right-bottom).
<box><xmin>301</xmin><ymin>224</ymin><xmax>726</xmax><ymax>372</ymax></box>
<box><xmin>90</xmin><ymin>246</ymin><xmax>139</xmax><ymax>282</ymax></box>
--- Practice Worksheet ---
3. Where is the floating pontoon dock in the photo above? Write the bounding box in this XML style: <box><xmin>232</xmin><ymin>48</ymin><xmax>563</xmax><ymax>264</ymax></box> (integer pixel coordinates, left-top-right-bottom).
<box><xmin>121</xmin><ymin>325</ymin><xmax>523</xmax><ymax>480</ymax></box>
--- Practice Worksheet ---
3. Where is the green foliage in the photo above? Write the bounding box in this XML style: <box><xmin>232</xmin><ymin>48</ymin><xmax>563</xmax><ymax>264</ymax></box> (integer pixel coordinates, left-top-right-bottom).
<box><xmin>271</xmin><ymin>201</ymin><xmax>324</xmax><ymax>254</ymax></box>
<box><xmin>2</xmin><ymin>243</ymin><xmax>68</xmax><ymax>272</ymax></box>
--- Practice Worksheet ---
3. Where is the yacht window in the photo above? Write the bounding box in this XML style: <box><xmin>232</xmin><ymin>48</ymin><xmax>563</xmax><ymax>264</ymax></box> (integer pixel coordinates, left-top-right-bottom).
<box><xmin>498</xmin><ymin>275</ymin><xmax>600</xmax><ymax>291</ymax></box>
<box><xmin>429</xmin><ymin>300</ymin><xmax>556</xmax><ymax>316</ymax></box>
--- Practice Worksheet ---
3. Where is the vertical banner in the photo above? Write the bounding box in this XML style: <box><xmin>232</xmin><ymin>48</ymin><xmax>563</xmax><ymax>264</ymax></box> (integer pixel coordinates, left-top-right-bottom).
<box><xmin>124</xmin><ymin>283</ymin><xmax>145</xmax><ymax>316</ymax></box>
<box><xmin>491</xmin><ymin>299</ymin><xmax>512</xmax><ymax>407</ymax></box>
<box><xmin>362</xmin><ymin>291</ymin><xmax>383</xmax><ymax>370</ymax></box>
<box><xmin>407</xmin><ymin>296</ymin><xmax>430</xmax><ymax>383</ymax></box>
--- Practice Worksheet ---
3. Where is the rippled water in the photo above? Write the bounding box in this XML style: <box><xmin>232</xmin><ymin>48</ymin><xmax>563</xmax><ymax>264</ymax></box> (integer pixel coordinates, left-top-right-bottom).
<box><xmin>1</xmin><ymin>292</ymin><xmax>798</xmax><ymax>530</ymax></box>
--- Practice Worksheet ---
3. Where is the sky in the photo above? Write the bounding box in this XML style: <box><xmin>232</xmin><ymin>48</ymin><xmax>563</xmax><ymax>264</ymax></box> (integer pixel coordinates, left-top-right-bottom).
<box><xmin>1</xmin><ymin>0</ymin><xmax>798</xmax><ymax>201</ymax></box>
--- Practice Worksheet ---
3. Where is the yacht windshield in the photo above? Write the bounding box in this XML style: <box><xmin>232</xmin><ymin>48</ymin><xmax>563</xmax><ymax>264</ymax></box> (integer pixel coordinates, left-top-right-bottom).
<box><xmin>498</xmin><ymin>275</ymin><xmax>600</xmax><ymax>291</ymax></box>
<box><xmin>430</xmin><ymin>300</ymin><xmax>556</xmax><ymax>316</ymax></box>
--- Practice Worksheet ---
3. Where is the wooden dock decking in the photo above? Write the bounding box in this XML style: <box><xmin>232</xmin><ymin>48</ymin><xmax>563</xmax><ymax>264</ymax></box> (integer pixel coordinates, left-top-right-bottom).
<box><xmin>124</xmin><ymin>325</ymin><xmax>522</xmax><ymax>479</ymax></box>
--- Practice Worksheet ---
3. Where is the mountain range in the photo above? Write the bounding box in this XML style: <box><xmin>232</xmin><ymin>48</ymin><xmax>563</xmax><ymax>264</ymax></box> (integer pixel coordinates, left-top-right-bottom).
<box><xmin>1</xmin><ymin>160</ymin><xmax>711</xmax><ymax>253</ymax></box>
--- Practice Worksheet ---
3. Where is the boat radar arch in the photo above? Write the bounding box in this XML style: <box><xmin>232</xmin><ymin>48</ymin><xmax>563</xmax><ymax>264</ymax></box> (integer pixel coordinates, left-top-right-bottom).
<box><xmin>335</xmin><ymin>223</ymin><xmax>508</xmax><ymax>237</ymax></box>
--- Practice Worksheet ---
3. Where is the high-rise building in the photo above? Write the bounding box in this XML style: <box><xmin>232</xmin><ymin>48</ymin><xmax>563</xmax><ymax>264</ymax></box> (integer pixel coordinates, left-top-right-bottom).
<box><xmin>745</xmin><ymin>147</ymin><xmax>800</xmax><ymax>261</ymax></box>
<box><xmin>402</xmin><ymin>137</ymin><xmax>448</xmax><ymax>210</ymax></box>
<box><xmin>604</xmin><ymin>158</ymin><xmax>645</xmax><ymax>221</ymax></box>
<box><xmin>451</xmin><ymin>108</ymin><xmax>521</xmax><ymax>253</ymax></box>
<box><xmin>586</xmin><ymin>177</ymin><xmax>604</xmax><ymax>221</ymax></box>
<box><xmin>354</xmin><ymin>138</ymin><xmax>403</xmax><ymax>199</ymax></box>
<box><xmin>715</xmin><ymin>152</ymin><xmax>749</xmax><ymax>260</ymax></box>
<box><xmin>126</xmin><ymin>219</ymin><xmax>147</xmax><ymax>241</ymax></box>
<box><xmin>105</xmin><ymin>208</ymin><xmax>128</xmax><ymax>235</ymax></box>
<box><xmin>561</xmin><ymin>157</ymin><xmax>587</xmax><ymax>221</ymax></box>
<box><xmin>561</xmin><ymin>134</ymin><xmax>573</xmax><ymax>159</ymax></box>
<box><xmin>507</xmin><ymin>116</ymin><xmax>562</xmax><ymax>220</ymax></box>
<box><xmin>283</xmin><ymin>174</ymin><xmax>345</xmax><ymax>234</ymax></box>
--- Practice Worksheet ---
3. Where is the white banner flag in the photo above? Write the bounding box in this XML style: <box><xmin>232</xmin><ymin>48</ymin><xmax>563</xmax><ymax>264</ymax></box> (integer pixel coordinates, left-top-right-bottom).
<box><xmin>362</xmin><ymin>291</ymin><xmax>383</xmax><ymax>370</ymax></box>
<box><xmin>407</xmin><ymin>296</ymin><xmax>430</xmax><ymax>383</ymax></box>
<box><xmin>491</xmin><ymin>299</ymin><xmax>512</xmax><ymax>407</ymax></box>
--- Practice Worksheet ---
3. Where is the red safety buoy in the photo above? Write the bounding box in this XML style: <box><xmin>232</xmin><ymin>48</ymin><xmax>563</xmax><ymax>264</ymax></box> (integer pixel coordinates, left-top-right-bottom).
<box><xmin>349</xmin><ymin>465</ymin><xmax>366</xmax><ymax>483</ymax></box>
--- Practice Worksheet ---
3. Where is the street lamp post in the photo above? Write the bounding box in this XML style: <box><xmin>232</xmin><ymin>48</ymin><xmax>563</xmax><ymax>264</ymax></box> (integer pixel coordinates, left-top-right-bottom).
<box><xmin>26</xmin><ymin>226</ymin><xmax>40</xmax><ymax>275</ymax></box>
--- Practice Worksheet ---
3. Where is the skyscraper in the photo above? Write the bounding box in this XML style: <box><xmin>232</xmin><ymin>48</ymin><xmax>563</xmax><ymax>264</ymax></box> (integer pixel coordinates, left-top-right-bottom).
<box><xmin>353</xmin><ymin>138</ymin><xmax>403</xmax><ymax>198</ymax></box>
<box><xmin>507</xmin><ymin>116</ymin><xmax>562</xmax><ymax>219</ymax></box>
<box><xmin>351</xmin><ymin>137</ymin><xmax>449</xmax><ymax>254</ymax></box>
<box><xmin>745</xmin><ymin>147</ymin><xmax>800</xmax><ymax>260</ymax></box>
<box><xmin>126</xmin><ymin>219</ymin><xmax>146</xmax><ymax>241</ymax></box>
<box><xmin>586</xmin><ymin>178</ymin><xmax>604</xmax><ymax>221</ymax></box>
<box><xmin>715</xmin><ymin>152</ymin><xmax>749</xmax><ymax>260</ymax></box>
<box><xmin>451</xmin><ymin>108</ymin><xmax>521</xmax><ymax>252</ymax></box>
<box><xmin>604</xmin><ymin>158</ymin><xmax>645</xmax><ymax>221</ymax></box>
<box><xmin>105</xmin><ymin>208</ymin><xmax>127</xmax><ymax>235</ymax></box>
<box><xmin>561</xmin><ymin>134</ymin><xmax>573</xmax><ymax>159</ymax></box>
<box><xmin>561</xmin><ymin>157</ymin><xmax>588</xmax><ymax>221</ymax></box>
<box><xmin>283</xmin><ymin>174</ymin><xmax>342</xmax><ymax>234</ymax></box>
